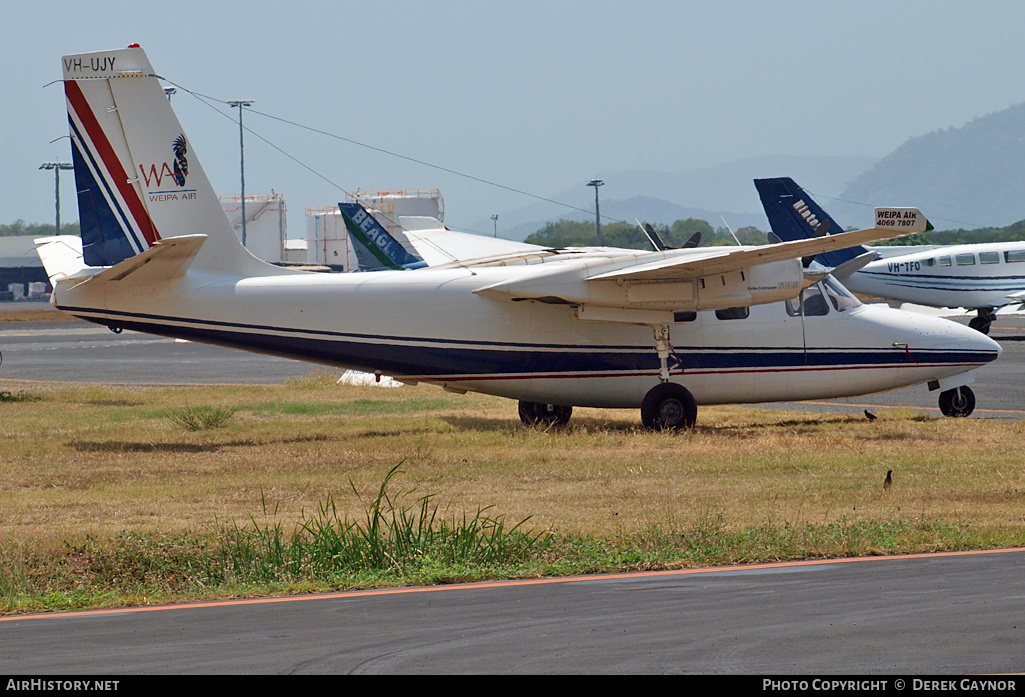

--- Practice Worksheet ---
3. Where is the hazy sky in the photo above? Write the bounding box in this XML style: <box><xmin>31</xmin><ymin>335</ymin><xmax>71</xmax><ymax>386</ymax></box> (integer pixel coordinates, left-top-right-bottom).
<box><xmin>5</xmin><ymin>1</ymin><xmax>1025</xmax><ymax>236</ymax></box>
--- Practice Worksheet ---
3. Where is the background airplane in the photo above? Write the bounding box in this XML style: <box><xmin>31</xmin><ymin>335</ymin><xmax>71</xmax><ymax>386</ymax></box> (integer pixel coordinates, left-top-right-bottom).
<box><xmin>36</xmin><ymin>46</ymin><xmax>1001</xmax><ymax>429</ymax></box>
<box><xmin>756</xmin><ymin>177</ymin><xmax>1025</xmax><ymax>334</ymax></box>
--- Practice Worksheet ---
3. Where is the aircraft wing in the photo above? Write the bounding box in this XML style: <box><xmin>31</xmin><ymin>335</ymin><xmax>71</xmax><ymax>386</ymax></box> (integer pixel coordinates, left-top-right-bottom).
<box><xmin>475</xmin><ymin>208</ymin><xmax>929</xmax><ymax>315</ymax></box>
<box><xmin>338</xmin><ymin>202</ymin><xmax>544</xmax><ymax>269</ymax></box>
<box><xmin>589</xmin><ymin>208</ymin><xmax>928</xmax><ymax>282</ymax></box>
<box><xmin>398</xmin><ymin>217</ymin><xmax>548</xmax><ymax>266</ymax></box>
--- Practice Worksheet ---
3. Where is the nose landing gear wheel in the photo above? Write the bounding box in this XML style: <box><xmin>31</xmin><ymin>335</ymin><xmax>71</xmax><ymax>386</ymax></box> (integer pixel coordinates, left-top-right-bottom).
<box><xmin>641</xmin><ymin>383</ymin><xmax>697</xmax><ymax>431</ymax></box>
<box><xmin>518</xmin><ymin>401</ymin><xmax>573</xmax><ymax>427</ymax></box>
<box><xmin>939</xmin><ymin>386</ymin><xmax>975</xmax><ymax>417</ymax></box>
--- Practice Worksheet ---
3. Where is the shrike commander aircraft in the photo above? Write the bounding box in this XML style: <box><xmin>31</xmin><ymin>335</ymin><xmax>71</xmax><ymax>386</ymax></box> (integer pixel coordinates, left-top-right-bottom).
<box><xmin>757</xmin><ymin>176</ymin><xmax>1025</xmax><ymax>335</ymax></box>
<box><xmin>37</xmin><ymin>46</ymin><xmax>1001</xmax><ymax>429</ymax></box>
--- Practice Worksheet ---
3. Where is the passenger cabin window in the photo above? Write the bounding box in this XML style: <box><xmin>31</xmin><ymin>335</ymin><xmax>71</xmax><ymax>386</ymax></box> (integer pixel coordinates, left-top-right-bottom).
<box><xmin>673</xmin><ymin>310</ymin><xmax>697</xmax><ymax>323</ymax></box>
<box><xmin>956</xmin><ymin>253</ymin><xmax>976</xmax><ymax>266</ymax></box>
<box><xmin>715</xmin><ymin>306</ymin><xmax>750</xmax><ymax>320</ymax></box>
<box><xmin>979</xmin><ymin>251</ymin><xmax>1000</xmax><ymax>264</ymax></box>
<box><xmin>938</xmin><ymin>256</ymin><xmax>952</xmax><ymax>266</ymax></box>
<box><xmin>1005</xmin><ymin>250</ymin><xmax>1025</xmax><ymax>263</ymax></box>
<box><xmin>924</xmin><ymin>258</ymin><xmax>935</xmax><ymax>267</ymax></box>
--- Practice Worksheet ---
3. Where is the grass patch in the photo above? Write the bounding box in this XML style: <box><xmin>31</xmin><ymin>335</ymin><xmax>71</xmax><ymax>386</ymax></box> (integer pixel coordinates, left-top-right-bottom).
<box><xmin>0</xmin><ymin>390</ymin><xmax>40</xmax><ymax>403</ymax></box>
<box><xmin>1</xmin><ymin>377</ymin><xmax>1024</xmax><ymax>613</ymax></box>
<box><xmin>252</xmin><ymin>398</ymin><xmax>451</xmax><ymax>417</ymax></box>
<box><xmin>165</xmin><ymin>405</ymin><xmax>238</xmax><ymax>431</ymax></box>
<box><xmin>0</xmin><ymin>308</ymin><xmax>77</xmax><ymax>323</ymax></box>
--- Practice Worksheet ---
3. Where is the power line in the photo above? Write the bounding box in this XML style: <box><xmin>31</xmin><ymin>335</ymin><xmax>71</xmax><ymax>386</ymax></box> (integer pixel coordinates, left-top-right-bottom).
<box><xmin>165</xmin><ymin>79</ymin><xmax>626</xmax><ymax>232</ymax></box>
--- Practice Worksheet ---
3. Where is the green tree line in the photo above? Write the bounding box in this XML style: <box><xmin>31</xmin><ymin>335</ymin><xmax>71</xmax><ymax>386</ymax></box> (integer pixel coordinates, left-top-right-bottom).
<box><xmin>528</xmin><ymin>217</ymin><xmax>1025</xmax><ymax>249</ymax></box>
<box><xmin>873</xmin><ymin>219</ymin><xmax>1025</xmax><ymax>246</ymax></box>
<box><xmin>525</xmin><ymin>219</ymin><xmax>768</xmax><ymax>250</ymax></box>
<box><xmin>0</xmin><ymin>220</ymin><xmax>80</xmax><ymax>237</ymax></box>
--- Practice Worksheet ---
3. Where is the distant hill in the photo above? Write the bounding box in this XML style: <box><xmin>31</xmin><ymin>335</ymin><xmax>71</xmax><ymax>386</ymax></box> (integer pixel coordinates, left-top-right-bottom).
<box><xmin>474</xmin><ymin>155</ymin><xmax>876</xmax><ymax>241</ymax></box>
<box><xmin>837</xmin><ymin>103</ymin><xmax>1025</xmax><ymax>229</ymax></box>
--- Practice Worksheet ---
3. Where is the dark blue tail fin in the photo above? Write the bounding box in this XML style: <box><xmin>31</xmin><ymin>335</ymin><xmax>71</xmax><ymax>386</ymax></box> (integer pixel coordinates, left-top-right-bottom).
<box><xmin>337</xmin><ymin>202</ymin><xmax>426</xmax><ymax>271</ymax></box>
<box><xmin>755</xmin><ymin>177</ymin><xmax>867</xmax><ymax>267</ymax></box>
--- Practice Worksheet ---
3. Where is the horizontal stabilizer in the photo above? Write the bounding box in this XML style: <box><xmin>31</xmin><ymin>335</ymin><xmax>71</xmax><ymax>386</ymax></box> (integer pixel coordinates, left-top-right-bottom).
<box><xmin>93</xmin><ymin>234</ymin><xmax>207</xmax><ymax>283</ymax></box>
<box><xmin>34</xmin><ymin>236</ymin><xmax>95</xmax><ymax>284</ymax></box>
<box><xmin>830</xmin><ymin>250</ymin><xmax>881</xmax><ymax>280</ymax></box>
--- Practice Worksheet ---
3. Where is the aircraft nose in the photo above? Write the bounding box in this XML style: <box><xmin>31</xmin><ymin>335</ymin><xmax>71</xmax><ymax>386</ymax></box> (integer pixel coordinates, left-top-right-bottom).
<box><xmin>942</xmin><ymin>317</ymin><xmax>1002</xmax><ymax>364</ymax></box>
<box><xmin>896</xmin><ymin>310</ymin><xmax>1002</xmax><ymax>365</ymax></box>
<box><xmin>975</xmin><ymin>326</ymin><xmax>1002</xmax><ymax>362</ymax></box>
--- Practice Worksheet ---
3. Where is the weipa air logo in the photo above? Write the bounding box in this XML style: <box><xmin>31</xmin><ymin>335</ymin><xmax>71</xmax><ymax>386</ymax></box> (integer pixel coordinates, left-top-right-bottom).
<box><xmin>139</xmin><ymin>133</ymin><xmax>197</xmax><ymax>202</ymax></box>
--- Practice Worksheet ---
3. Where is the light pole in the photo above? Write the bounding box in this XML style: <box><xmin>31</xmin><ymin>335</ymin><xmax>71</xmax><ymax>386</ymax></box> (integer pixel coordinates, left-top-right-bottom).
<box><xmin>163</xmin><ymin>86</ymin><xmax>176</xmax><ymax>102</ymax></box>
<box><xmin>227</xmin><ymin>99</ymin><xmax>254</xmax><ymax>246</ymax></box>
<box><xmin>587</xmin><ymin>178</ymin><xmax>604</xmax><ymax>246</ymax></box>
<box><xmin>491</xmin><ymin>214</ymin><xmax>498</xmax><ymax>238</ymax></box>
<box><xmin>39</xmin><ymin>162</ymin><xmax>73</xmax><ymax>235</ymax></box>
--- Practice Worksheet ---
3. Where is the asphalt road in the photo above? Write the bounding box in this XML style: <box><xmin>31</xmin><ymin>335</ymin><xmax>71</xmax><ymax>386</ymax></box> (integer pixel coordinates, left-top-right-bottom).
<box><xmin>1</xmin><ymin>550</ymin><xmax>1023</xmax><ymax>674</ymax></box>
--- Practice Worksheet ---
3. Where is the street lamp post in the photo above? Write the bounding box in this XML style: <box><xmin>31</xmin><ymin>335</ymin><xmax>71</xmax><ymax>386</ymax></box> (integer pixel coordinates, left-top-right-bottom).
<box><xmin>227</xmin><ymin>99</ymin><xmax>255</xmax><ymax>246</ymax></box>
<box><xmin>587</xmin><ymin>178</ymin><xmax>604</xmax><ymax>246</ymax></box>
<box><xmin>39</xmin><ymin>162</ymin><xmax>73</xmax><ymax>235</ymax></box>
<box><xmin>491</xmin><ymin>214</ymin><xmax>498</xmax><ymax>238</ymax></box>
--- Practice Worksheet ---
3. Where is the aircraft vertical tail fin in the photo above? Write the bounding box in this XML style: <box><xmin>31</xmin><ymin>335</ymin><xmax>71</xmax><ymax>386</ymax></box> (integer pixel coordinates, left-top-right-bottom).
<box><xmin>62</xmin><ymin>45</ymin><xmax>272</xmax><ymax>275</ymax></box>
<box><xmin>754</xmin><ymin>177</ymin><xmax>867</xmax><ymax>267</ymax></box>
<box><xmin>337</xmin><ymin>202</ymin><xmax>426</xmax><ymax>270</ymax></box>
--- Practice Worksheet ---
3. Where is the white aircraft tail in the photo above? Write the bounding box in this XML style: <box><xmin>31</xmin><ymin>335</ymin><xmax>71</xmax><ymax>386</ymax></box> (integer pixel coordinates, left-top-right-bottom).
<box><xmin>61</xmin><ymin>45</ymin><xmax>275</xmax><ymax>277</ymax></box>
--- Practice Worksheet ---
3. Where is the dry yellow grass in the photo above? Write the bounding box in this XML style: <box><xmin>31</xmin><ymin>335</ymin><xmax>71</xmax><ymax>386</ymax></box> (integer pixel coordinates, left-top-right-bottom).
<box><xmin>0</xmin><ymin>307</ymin><xmax>76</xmax><ymax>322</ymax></box>
<box><xmin>2</xmin><ymin>375</ymin><xmax>1024</xmax><ymax>548</ymax></box>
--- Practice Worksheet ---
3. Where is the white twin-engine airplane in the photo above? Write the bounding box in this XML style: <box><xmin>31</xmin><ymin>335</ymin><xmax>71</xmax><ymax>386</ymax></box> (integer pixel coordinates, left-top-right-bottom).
<box><xmin>757</xmin><ymin>177</ymin><xmax>1025</xmax><ymax>335</ymax></box>
<box><xmin>37</xmin><ymin>46</ymin><xmax>1001</xmax><ymax>429</ymax></box>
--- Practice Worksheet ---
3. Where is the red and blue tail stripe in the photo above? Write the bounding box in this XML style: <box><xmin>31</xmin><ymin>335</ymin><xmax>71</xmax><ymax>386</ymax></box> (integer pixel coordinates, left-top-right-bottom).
<box><xmin>65</xmin><ymin>79</ymin><xmax>161</xmax><ymax>267</ymax></box>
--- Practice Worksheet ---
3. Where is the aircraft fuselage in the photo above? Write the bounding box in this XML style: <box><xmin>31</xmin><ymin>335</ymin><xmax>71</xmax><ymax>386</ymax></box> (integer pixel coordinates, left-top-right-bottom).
<box><xmin>849</xmin><ymin>242</ymin><xmax>1025</xmax><ymax>310</ymax></box>
<box><xmin>52</xmin><ymin>265</ymin><xmax>1000</xmax><ymax>409</ymax></box>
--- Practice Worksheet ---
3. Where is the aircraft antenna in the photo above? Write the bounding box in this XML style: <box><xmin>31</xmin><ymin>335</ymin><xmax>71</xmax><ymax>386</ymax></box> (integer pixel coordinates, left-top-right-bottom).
<box><xmin>721</xmin><ymin>216</ymin><xmax>742</xmax><ymax>246</ymax></box>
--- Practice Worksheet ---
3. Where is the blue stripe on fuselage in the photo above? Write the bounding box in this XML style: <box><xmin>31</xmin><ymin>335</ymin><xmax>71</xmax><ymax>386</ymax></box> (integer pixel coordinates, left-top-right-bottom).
<box><xmin>59</xmin><ymin>306</ymin><xmax>997</xmax><ymax>379</ymax></box>
<box><xmin>859</xmin><ymin>270</ymin><xmax>1025</xmax><ymax>293</ymax></box>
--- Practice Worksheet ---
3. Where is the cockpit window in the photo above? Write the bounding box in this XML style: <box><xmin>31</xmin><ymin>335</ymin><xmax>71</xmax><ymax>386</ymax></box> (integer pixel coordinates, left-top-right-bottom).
<box><xmin>802</xmin><ymin>286</ymin><xmax>830</xmax><ymax>316</ymax></box>
<box><xmin>785</xmin><ymin>285</ymin><xmax>831</xmax><ymax>317</ymax></box>
<box><xmin>822</xmin><ymin>277</ymin><xmax>861</xmax><ymax>311</ymax></box>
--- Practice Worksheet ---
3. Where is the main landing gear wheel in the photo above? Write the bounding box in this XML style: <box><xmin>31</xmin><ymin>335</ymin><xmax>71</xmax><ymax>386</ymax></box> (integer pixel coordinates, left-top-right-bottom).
<box><xmin>968</xmin><ymin>316</ymin><xmax>992</xmax><ymax>334</ymax></box>
<box><xmin>640</xmin><ymin>383</ymin><xmax>697</xmax><ymax>431</ymax></box>
<box><xmin>939</xmin><ymin>386</ymin><xmax>975</xmax><ymax>417</ymax></box>
<box><xmin>518</xmin><ymin>401</ymin><xmax>573</xmax><ymax>427</ymax></box>
<box><xmin>969</xmin><ymin>308</ymin><xmax>996</xmax><ymax>335</ymax></box>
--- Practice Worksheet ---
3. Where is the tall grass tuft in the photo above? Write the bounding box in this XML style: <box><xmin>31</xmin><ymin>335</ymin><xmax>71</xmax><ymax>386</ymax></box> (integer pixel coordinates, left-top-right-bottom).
<box><xmin>214</xmin><ymin>464</ymin><xmax>544</xmax><ymax>585</ymax></box>
<box><xmin>165</xmin><ymin>405</ymin><xmax>237</xmax><ymax>431</ymax></box>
